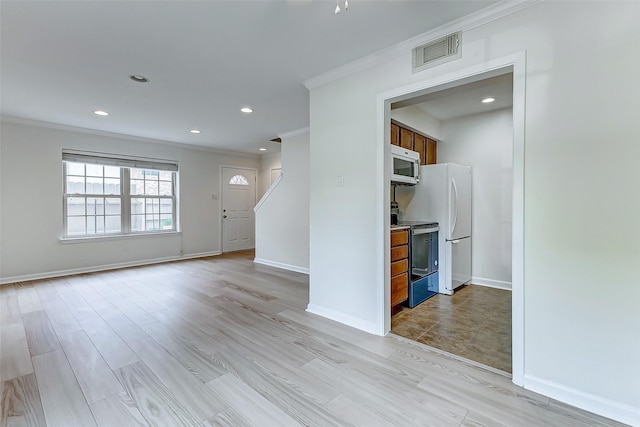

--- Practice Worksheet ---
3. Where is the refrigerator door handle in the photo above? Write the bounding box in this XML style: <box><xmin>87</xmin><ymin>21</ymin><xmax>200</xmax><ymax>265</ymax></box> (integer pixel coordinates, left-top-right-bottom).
<box><xmin>447</xmin><ymin>239</ymin><xmax>460</xmax><ymax>244</ymax></box>
<box><xmin>451</xmin><ymin>178</ymin><xmax>459</xmax><ymax>236</ymax></box>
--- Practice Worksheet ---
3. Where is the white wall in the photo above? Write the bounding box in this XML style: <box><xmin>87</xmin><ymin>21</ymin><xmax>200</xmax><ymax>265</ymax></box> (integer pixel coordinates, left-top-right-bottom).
<box><xmin>307</xmin><ymin>2</ymin><xmax>640</xmax><ymax>423</ymax></box>
<box><xmin>0</xmin><ymin>120</ymin><xmax>259</xmax><ymax>282</ymax></box>
<box><xmin>258</xmin><ymin>151</ymin><xmax>281</xmax><ymax>199</ymax></box>
<box><xmin>439</xmin><ymin>108</ymin><xmax>513</xmax><ymax>289</ymax></box>
<box><xmin>254</xmin><ymin>130</ymin><xmax>309</xmax><ymax>273</ymax></box>
<box><xmin>390</xmin><ymin>105</ymin><xmax>442</xmax><ymax>140</ymax></box>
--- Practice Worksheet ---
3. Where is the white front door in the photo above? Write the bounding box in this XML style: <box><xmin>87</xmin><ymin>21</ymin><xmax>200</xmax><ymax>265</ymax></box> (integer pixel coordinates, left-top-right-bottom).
<box><xmin>221</xmin><ymin>167</ymin><xmax>256</xmax><ymax>252</ymax></box>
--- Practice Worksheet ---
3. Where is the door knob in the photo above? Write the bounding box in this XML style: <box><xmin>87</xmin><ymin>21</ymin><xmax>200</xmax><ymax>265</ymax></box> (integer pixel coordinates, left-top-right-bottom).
<box><xmin>223</xmin><ymin>215</ymin><xmax>227</xmax><ymax>219</ymax></box>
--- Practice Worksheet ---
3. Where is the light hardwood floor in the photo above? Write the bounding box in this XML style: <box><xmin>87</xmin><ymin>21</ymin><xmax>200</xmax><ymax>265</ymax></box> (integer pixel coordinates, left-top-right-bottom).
<box><xmin>0</xmin><ymin>251</ymin><xmax>627</xmax><ymax>426</ymax></box>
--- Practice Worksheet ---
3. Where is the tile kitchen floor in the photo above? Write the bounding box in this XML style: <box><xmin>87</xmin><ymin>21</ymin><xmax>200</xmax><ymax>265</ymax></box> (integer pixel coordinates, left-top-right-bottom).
<box><xmin>391</xmin><ymin>284</ymin><xmax>512</xmax><ymax>373</ymax></box>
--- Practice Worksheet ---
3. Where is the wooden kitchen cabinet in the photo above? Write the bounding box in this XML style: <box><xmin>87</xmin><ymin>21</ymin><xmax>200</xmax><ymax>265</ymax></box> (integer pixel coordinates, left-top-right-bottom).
<box><xmin>400</xmin><ymin>128</ymin><xmax>413</xmax><ymax>150</ymax></box>
<box><xmin>390</xmin><ymin>120</ymin><xmax>437</xmax><ymax>165</ymax></box>
<box><xmin>390</xmin><ymin>123</ymin><xmax>400</xmax><ymax>146</ymax></box>
<box><xmin>391</xmin><ymin>228</ymin><xmax>409</xmax><ymax>310</ymax></box>
<box><xmin>426</xmin><ymin>137</ymin><xmax>437</xmax><ymax>165</ymax></box>
<box><xmin>413</xmin><ymin>133</ymin><xmax>426</xmax><ymax>165</ymax></box>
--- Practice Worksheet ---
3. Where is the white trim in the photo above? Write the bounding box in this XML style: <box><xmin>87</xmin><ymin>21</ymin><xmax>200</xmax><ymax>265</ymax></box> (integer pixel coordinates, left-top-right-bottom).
<box><xmin>277</xmin><ymin>127</ymin><xmax>309</xmax><ymax>140</ymax></box>
<box><xmin>254</xmin><ymin>174</ymin><xmax>282</xmax><ymax>212</ymax></box>
<box><xmin>59</xmin><ymin>231</ymin><xmax>181</xmax><ymax>244</ymax></box>
<box><xmin>306</xmin><ymin>304</ymin><xmax>380</xmax><ymax>336</ymax></box>
<box><xmin>524</xmin><ymin>375</ymin><xmax>640</xmax><ymax>427</ymax></box>
<box><xmin>1</xmin><ymin>116</ymin><xmax>260</xmax><ymax>159</ymax></box>
<box><xmin>0</xmin><ymin>251</ymin><xmax>221</xmax><ymax>285</ymax></box>
<box><xmin>253</xmin><ymin>258</ymin><xmax>309</xmax><ymax>275</ymax></box>
<box><xmin>470</xmin><ymin>277</ymin><xmax>512</xmax><ymax>290</ymax></box>
<box><xmin>377</xmin><ymin>51</ymin><xmax>527</xmax><ymax>387</ymax></box>
<box><xmin>304</xmin><ymin>1</ymin><xmax>539</xmax><ymax>90</ymax></box>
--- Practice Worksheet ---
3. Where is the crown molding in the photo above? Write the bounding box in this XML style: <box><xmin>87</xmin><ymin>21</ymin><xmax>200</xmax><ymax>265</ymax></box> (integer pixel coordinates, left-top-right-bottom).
<box><xmin>1</xmin><ymin>116</ymin><xmax>260</xmax><ymax>159</ymax></box>
<box><xmin>278</xmin><ymin>127</ymin><xmax>310</xmax><ymax>140</ymax></box>
<box><xmin>303</xmin><ymin>0</ymin><xmax>541</xmax><ymax>90</ymax></box>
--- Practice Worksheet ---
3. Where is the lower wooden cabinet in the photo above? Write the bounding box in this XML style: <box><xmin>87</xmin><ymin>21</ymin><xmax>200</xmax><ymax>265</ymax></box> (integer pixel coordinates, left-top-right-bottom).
<box><xmin>391</xmin><ymin>229</ymin><xmax>409</xmax><ymax>309</ymax></box>
<box><xmin>391</xmin><ymin>272</ymin><xmax>409</xmax><ymax>307</ymax></box>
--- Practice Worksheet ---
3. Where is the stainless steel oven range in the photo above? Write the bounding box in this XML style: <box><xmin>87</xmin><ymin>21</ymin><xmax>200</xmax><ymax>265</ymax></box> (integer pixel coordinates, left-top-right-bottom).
<box><xmin>398</xmin><ymin>221</ymin><xmax>439</xmax><ymax>307</ymax></box>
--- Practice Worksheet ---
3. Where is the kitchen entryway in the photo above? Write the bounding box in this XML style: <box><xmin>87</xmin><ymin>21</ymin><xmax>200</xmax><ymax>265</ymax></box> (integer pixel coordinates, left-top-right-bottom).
<box><xmin>391</xmin><ymin>284</ymin><xmax>512</xmax><ymax>372</ymax></box>
<box><xmin>385</xmin><ymin>66</ymin><xmax>519</xmax><ymax>376</ymax></box>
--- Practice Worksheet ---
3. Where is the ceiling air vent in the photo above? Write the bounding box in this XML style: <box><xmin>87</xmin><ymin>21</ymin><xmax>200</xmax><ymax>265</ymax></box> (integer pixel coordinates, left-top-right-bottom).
<box><xmin>412</xmin><ymin>32</ymin><xmax>462</xmax><ymax>73</ymax></box>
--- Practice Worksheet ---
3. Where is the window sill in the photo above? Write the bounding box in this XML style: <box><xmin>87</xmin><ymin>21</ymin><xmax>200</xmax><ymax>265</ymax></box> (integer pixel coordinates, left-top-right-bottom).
<box><xmin>59</xmin><ymin>231</ymin><xmax>181</xmax><ymax>244</ymax></box>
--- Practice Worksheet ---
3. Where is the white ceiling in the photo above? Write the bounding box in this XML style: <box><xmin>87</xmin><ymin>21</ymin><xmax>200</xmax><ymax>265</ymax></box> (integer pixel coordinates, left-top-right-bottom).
<box><xmin>393</xmin><ymin>73</ymin><xmax>513</xmax><ymax>121</ymax></box>
<box><xmin>1</xmin><ymin>1</ymin><xmax>497</xmax><ymax>154</ymax></box>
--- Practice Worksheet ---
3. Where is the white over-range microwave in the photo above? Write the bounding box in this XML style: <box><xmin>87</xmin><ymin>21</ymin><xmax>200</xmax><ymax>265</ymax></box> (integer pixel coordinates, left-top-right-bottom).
<box><xmin>390</xmin><ymin>145</ymin><xmax>420</xmax><ymax>185</ymax></box>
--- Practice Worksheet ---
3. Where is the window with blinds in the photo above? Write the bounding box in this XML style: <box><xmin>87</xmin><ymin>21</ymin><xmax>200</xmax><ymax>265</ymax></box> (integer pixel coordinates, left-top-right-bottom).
<box><xmin>62</xmin><ymin>150</ymin><xmax>178</xmax><ymax>238</ymax></box>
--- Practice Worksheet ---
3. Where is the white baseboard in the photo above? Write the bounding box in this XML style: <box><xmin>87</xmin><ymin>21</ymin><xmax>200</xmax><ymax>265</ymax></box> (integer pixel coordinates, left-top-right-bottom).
<box><xmin>471</xmin><ymin>276</ymin><xmax>512</xmax><ymax>290</ymax></box>
<box><xmin>0</xmin><ymin>251</ymin><xmax>221</xmax><ymax>285</ymax></box>
<box><xmin>524</xmin><ymin>375</ymin><xmax>640</xmax><ymax>426</ymax></box>
<box><xmin>253</xmin><ymin>258</ymin><xmax>309</xmax><ymax>275</ymax></box>
<box><xmin>306</xmin><ymin>304</ymin><xmax>382</xmax><ymax>335</ymax></box>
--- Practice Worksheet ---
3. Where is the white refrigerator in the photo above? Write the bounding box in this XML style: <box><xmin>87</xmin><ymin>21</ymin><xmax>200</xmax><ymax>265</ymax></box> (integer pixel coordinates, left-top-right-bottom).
<box><xmin>403</xmin><ymin>163</ymin><xmax>472</xmax><ymax>295</ymax></box>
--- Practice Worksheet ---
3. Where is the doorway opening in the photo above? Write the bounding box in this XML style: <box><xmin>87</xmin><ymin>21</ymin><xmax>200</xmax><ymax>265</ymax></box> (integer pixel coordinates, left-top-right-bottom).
<box><xmin>379</xmin><ymin>53</ymin><xmax>525</xmax><ymax>385</ymax></box>
<box><xmin>220</xmin><ymin>166</ymin><xmax>257</xmax><ymax>253</ymax></box>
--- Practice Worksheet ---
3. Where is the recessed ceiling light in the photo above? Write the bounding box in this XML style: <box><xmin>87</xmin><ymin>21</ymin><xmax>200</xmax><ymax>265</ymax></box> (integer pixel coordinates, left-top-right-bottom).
<box><xmin>259</xmin><ymin>148</ymin><xmax>267</xmax><ymax>151</ymax></box>
<box><xmin>481</xmin><ymin>97</ymin><xmax>496</xmax><ymax>103</ymax></box>
<box><xmin>130</xmin><ymin>75</ymin><xmax>149</xmax><ymax>83</ymax></box>
<box><xmin>240</xmin><ymin>107</ymin><xmax>253</xmax><ymax>113</ymax></box>
<box><xmin>93</xmin><ymin>110</ymin><xmax>109</xmax><ymax>116</ymax></box>
<box><xmin>190</xmin><ymin>129</ymin><xmax>201</xmax><ymax>134</ymax></box>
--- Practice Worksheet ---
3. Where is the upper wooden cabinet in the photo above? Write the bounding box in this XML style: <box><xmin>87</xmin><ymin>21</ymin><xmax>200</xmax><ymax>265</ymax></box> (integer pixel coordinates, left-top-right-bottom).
<box><xmin>426</xmin><ymin>138</ymin><xmax>437</xmax><ymax>165</ymax></box>
<box><xmin>390</xmin><ymin>124</ymin><xmax>400</xmax><ymax>146</ymax></box>
<box><xmin>390</xmin><ymin>120</ymin><xmax>437</xmax><ymax>165</ymax></box>
<box><xmin>413</xmin><ymin>134</ymin><xmax>426</xmax><ymax>164</ymax></box>
<box><xmin>400</xmin><ymin>128</ymin><xmax>413</xmax><ymax>150</ymax></box>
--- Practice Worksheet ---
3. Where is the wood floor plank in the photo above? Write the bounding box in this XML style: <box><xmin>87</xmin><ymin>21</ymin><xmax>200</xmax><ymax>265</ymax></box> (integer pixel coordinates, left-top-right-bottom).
<box><xmin>91</xmin><ymin>300</ymin><xmax>148</xmax><ymax>343</ymax></box>
<box><xmin>32</xmin><ymin>281</ymin><xmax>58</xmax><ymax>304</ymax></box>
<box><xmin>0</xmin><ymin>373</ymin><xmax>46</xmax><ymax>427</ymax></box>
<box><xmin>301</xmin><ymin>357</ymin><xmax>464</xmax><ymax>426</ymax></box>
<box><xmin>101</xmin><ymin>292</ymin><xmax>156</xmax><ymax>327</ymax></box>
<box><xmin>57</xmin><ymin>286</ymin><xmax>102</xmax><ymax>324</ymax></box>
<box><xmin>128</xmin><ymin>337</ymin><xmax>227</xmax><ymax>422</ymax></box>
<box><xmin>32</xmin><ymin>349</ymin><xmax>97</xmax><ymax>426</ymax></box>
<box><xmin>203</xmin><ymin>408</ymin><xmax>253</xmax><ymax>427</ymax></box>
<box><xmin>89</xmin><ymin>391</ymin><xmax>148</xmax><ymax>427</ymax></box>
<box><xmin>0</xmin><ymin>323</ymin><xmax>33</xmax><ymax>381</ymax></box>
<box><xmin>22</xmin><ymin>311</ymin><xmax>61</xmax><ymax>356</ymax></box>
<box><xmin>215</xmin><ymin>332</ymin><xmax>339</xmax><ymax>405</ymax></box>
<box><xmin>414</xmin><ymin>357</ymin><xmax>585</xmax><ymax>426</ymax></box>
<box><xmin>0</xmin><ymin>284</ymin><xmax>16</xmax><ymax>297</ymax></box>
<box><xmin>114</xmin><ymin>361</ymin><xmax>200</xmax><ymax>426</ymax></box>
<box><xmin>139</xmin><ymin>321</ymin><xmax>226</xmax><ymax>383</ymax></box>
<box><xmin>279</xmin><ymin>309</ymin><xmax>399</xmax><ymax>358</ymax></box>
<box><xmin>207</xmin><ymin>373</ymin><xmax>300</xmax><ymax>427</ymax></box>
<box><xmin>213</xmin><ymin>349</ymin><xmax>346</xmax><ymax>426</ymax></box>
<box><xmin>325</xmin><ymin>393</ymin><xmax>397</xmax><ymax>427</ymax></box>
<box><xmin>0</xmin><ymin>295</ymin><xmax>22</xmax><ymax>325</ymax></box>
<box><xmin>150</xmin><ymin>309</ymin><xmax>227</xmax><ymax>356</ymax></box>
<box><xmin>58</xmin><ymin>330</ymin><xmax>124</xmax><ymax>404</ymax></box>
<box><xmin>15</xmin><ymin>286</ymin><xmax>43</xmax><ymax>315</ymax></box>
<box><xmin>41</xmin><ymin>297</ymin><xmax>83</xmax><ymax>337</ymax></box>
<box><xmin>79</xmin><ymin>316</ymin><xmax>139</xmax><ymax>370</ymax></box>
<box><xmin>110</xmin><ymin>282</ymin><xmax>166</xmax><ymax>314</ymax></box>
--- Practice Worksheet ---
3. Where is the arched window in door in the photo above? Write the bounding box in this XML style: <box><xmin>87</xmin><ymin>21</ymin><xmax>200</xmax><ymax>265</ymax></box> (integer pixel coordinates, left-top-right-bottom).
<box><xmin>229</xmin><ymin>174</ymin><xmax>249</xmax><ymax>186</ymax></box>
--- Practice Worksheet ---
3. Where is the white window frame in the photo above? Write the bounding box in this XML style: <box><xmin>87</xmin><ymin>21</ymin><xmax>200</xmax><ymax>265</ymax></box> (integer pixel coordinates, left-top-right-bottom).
<box><xmin>62</xmin><ymin>150</ymin><xmax>178</xmax><ymax>239</ymax></box>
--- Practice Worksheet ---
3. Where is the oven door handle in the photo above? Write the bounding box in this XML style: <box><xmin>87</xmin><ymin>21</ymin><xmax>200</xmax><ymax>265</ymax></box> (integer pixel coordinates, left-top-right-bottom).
<box><xmin>413</xmin><ymin>227</ymin><xmax>439</xmax><ymax>235</ymax></box>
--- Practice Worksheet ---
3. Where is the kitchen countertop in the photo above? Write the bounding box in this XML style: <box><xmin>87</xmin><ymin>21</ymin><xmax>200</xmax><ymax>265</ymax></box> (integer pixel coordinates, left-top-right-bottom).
<box><xmin>390</xmin><ymin>225</ymin><xmax>410</xmax><ymax>231</ymax></box>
